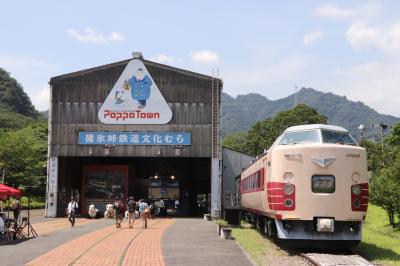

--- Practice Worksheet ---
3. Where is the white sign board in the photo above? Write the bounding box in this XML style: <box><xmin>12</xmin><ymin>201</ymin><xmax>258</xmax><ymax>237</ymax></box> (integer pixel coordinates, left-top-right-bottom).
<box><xmin>98</xmin><ymin>59</ymin><xmax>172</xmax><ymax>124</ymax></box>
<box><xmin>46</xmin><ymin>157</ymin><xmax>58</xmax><ymax>217</ymax></box>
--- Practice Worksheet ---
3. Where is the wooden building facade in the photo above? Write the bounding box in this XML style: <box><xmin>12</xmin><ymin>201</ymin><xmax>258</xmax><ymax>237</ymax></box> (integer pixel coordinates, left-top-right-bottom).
<box><xmin>45</xmin><ymin>54</ymin><xmax>222</xmax><ymax>217</ymax></box>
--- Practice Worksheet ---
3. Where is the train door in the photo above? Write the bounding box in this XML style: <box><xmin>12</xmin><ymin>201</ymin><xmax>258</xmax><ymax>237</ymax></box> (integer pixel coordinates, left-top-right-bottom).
<box><xmin>262</xmin><ymin>155</ymin><xmax>271</xmax><ymax>211</ymax></box>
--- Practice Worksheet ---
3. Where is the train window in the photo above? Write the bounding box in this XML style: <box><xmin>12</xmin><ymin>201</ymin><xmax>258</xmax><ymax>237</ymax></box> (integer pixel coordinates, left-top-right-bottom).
<box><xmin>278</xmin><ymin>130</ymin><xmax>320</xmax><ymax>145</ymax></box>
<box><xmin>312</xmin><ymin>175</ymin><xmax>335</xmax><ymax>193</ymax></box>
<box><xmin>150</xmin><ymin>179</ymin><xmax>161</xmax><ymax>187</ymax></box>
<box><xmin>321</xmin><ymin>130</ymin><xmax>358</xmax><ymax>146</ymax></box>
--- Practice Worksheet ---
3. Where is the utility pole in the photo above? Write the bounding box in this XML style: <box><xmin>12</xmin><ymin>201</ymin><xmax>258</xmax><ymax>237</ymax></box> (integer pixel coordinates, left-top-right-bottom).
<box><xmin>372</xmin><ymin>122</ymin><xmax>388</xmax><ymax>150</ymax></box>
<box><xmin>358</xmin><ymin>124</ymin><xmax>365</xmax><ymax>142</ymax></box>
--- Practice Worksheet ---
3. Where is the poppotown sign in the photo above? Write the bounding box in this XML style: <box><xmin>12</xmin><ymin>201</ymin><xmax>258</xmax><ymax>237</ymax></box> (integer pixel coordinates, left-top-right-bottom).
<box><xmin>98</xmin><ymin>58</ymin><xmax>173</xmax><ymax>124</ymax></box>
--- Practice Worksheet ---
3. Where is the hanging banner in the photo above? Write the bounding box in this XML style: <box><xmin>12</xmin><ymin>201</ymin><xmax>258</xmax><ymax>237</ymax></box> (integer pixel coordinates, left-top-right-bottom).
<box><xmin>98</xmin><ymin>59</ymin><xmax>172</xmax><ymax>124</ymax></box>
<box><xmin>79</xmin><ymin>131</ymin><xmax>191</xmax><ymax>145</ymax></box>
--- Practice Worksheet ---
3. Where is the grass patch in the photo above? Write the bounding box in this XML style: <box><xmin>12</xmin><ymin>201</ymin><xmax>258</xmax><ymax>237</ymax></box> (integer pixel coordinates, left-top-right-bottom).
<box><xmin>229</xmin><ymin>204</ymin><xmax>400</xmax><ymax>266</ymax></box>
<box><xmin>355</xmin><ymin>204</ymin><xmax>400</xmax><ymax>266</ymax></box>
<box><xmin>214</xmin><ymin>219</ymin><xmax>228</xmax><ymax>226</ymax></box>
<box><xmin>231</xmin><ymin>222</ymin><xmax>287</xmax><ymax>265</ymax></box>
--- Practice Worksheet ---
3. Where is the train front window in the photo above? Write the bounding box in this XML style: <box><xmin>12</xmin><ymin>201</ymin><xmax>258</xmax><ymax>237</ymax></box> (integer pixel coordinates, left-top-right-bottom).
<box><xmin>150</xmin><ymin>178</ymin><xmax>161</xmax><ymax>187</ymax></box>
<box><xmin>278</xmin><ymin>130</ymin><xmax>320</xmax><ymax>145</ymax></box>
<box><xmin>321</xmin><ymin>130</ymin><xmax>358</xmax><ymax>146</ymax></box>
<box><xmin>312</xmin><ymin>175</ymin><xmax>335</xmax><ymax>193</ymax></box>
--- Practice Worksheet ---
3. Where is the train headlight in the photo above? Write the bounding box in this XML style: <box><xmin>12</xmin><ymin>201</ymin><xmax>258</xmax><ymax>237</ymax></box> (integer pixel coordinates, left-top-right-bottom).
<box><xmin>352</xmin><ymin>173</ymin><xmax>361</xmax><ymax>183</ymax></box>
<box><xmin>284</xmin><ymin>198</ymin><xmax>294</xmax><ymax>208</ymax></box>
<box><xmin>283</xmin><ymin>184</ymin><xmax>295</xmax><ymax>195</ymax></box>
<box><xmin>283</xmin><ymin>172</ymin><xmax>294</xmax><ymax>182</ymax></box>
<box><xmin>353</xmin><ymin>199</ymin><xmax>361</xmax><ymax>209</ymax></box>
<box><xmin>351</xmin><ymin>184</ymin><xmax>361</xmax><ymax>196</ymax></box>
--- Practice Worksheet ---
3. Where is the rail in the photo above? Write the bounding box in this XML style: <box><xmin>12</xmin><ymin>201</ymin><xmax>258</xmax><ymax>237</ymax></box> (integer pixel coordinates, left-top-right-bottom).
<box><xmin>301</xmin><ymin>252</ymin><xmax>373</xmax><ymax>266</ymax></box>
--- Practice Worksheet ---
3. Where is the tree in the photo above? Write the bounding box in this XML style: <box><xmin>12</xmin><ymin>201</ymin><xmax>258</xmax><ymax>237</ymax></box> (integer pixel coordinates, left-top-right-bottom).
<box><xmin>367</xmin><ymin>123</ymin><xmax>400</xmax><ymax>227</ymax></box>
<box><xmin>370</xmin><ymin>156</ymin><xmax>400</xmax><ymax>227</ymax></box>
<box><xmin>225</xmin><ymin>104</ymin><xmax>327</xmax><ymax>155</ymax></box>
<box><xmin>360</xmin><ymin>139</ymin><xmax>386</xmax><ymax>173</ymax></box>
<box><xmin>222</xmin><ymin>131</ymin><xmax>248</xmax><ymax>152</ymax></box>
<box><xmin>0</xmin><ymin>122</ymin><xmax>48</xmax><ymax>188</ymax></box>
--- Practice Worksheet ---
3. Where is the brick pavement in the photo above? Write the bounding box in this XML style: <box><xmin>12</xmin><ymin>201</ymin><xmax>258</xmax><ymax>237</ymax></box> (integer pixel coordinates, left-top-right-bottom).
<box><xmin>32</xmin><ymin>218</ymin><xmax>102</xmax><ymax>236</ymax></box>
<box><xmin>26</xmin><ymin>218</ymin><xmax>175</xmax><ymax>266</ymax></box>
<box><xmin>1</xmin><ymin>218</ymin><xmax>115</xmax><ymax>266</ymax></box>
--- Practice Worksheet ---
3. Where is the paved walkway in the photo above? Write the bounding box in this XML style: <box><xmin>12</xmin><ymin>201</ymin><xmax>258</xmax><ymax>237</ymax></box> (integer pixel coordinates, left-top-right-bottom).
<box><xmin>0</xmin><ymin>218</ymin><xmax>112</xmax><ymax>266</ymax></box>
<box><xmin>27</xmin><ymin>219</ymin><xmax>174</xmax><ymax>266</ymax></box>
<box><xmin>162</xmin><ymin>219</ymin><xmax>253</xmax><ymax>266</ymax></box>
<box><xmin>1</xmin><ymin>217</ymin><xmax>253</xmax><ymax>266</ymax></box>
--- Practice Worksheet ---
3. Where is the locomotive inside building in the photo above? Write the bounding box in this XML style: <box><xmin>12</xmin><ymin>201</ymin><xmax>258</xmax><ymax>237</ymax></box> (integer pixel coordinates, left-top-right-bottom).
<box><xmin>56</xmin><ymin>156</ymin><xmax>211</xmax><ymax>217</ymax></box>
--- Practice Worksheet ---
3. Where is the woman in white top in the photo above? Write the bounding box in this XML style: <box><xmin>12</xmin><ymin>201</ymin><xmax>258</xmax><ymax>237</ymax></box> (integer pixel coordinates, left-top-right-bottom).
<box><xmin>67</xmin><ymin>196</ymin><xmax>78</xmax><ymax>227</ymax></box>
<box><xmin>138</xmin><ymin>199</ymin><xmax>149</xmax><ymax>229</ymax></box>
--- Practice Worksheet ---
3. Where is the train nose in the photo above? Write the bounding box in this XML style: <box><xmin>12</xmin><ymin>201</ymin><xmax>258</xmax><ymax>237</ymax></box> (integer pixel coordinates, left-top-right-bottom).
<box><xmin>273</xmin><ymin>144</ymin><xmax>368</xmax><ymax>220</ymax></box>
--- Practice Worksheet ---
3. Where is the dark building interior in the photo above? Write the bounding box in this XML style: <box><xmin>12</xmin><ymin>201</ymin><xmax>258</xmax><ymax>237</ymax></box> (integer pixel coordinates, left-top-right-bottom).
<box><xmin>57</xmin><ymin>156</ymin><xmax>211</xmax><ymax>217</ymax></box>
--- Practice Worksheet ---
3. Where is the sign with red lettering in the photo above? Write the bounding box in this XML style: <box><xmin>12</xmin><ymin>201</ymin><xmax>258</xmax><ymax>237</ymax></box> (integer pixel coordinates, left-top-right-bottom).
<box><xmin>98</xmin><ymin>59</ymin><xmax>172</xmax><ymax>124</ymax></box>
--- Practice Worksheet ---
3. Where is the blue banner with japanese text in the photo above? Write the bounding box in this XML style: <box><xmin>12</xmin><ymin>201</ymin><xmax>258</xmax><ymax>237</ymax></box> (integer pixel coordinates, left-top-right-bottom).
<box><xmin>78</xmin><ymin>132</ymin><xmax>191</xmax><ymax>145</ymax></box>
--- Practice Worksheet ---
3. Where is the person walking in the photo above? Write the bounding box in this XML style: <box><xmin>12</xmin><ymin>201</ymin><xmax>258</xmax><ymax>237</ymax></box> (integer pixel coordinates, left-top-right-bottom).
<box><xmin>67</xmin><ymin>196</ymin><xmax>78</xmax><ymax>227</ymax></box>
<box><xmin>159</xmin><ymin>198</ymin><xmax>165</xmax><ymax>217</ymax></box>
<box><xmin>174</xmin><ymin>199</ymin><xmax>180</xmax><ymax>216</ymax></box>
<box><xmin>113</xmin><ymin>196</ymin><xmax>124</xmax><ymax>228</ymax></box>
<box><xmin>138</xmin><ymin>199</ymin><xmax>149</xmax><ymax>229</ymax></box>
<box><xmin>11</xmin><ymin>197</ymin><xmax>21</xmax><ymax>228</ymax></box>
<box><xmin>126</xmin><ymin>196</ymin><xmax>136</xmax><ymax>229</ymax></box>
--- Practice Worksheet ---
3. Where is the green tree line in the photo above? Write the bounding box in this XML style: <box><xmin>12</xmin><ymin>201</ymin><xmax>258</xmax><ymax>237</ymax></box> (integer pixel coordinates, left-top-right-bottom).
<box><xmin>363</xmin><ymin>124</ymin><xmax>400</xmax><ymax>227</ymax></box>
<box><xmin>0</xmin><ymin>67</ymin><xmax>47</xmax><ymax>195</ymax></box>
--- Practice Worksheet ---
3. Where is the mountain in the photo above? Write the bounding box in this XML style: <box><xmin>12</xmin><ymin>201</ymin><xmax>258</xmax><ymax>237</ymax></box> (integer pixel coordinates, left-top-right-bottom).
<box><xmin>0</xmin><ymin>67</ymin><xmax>39</xmax><ymax>118</ymax></box>
<box><xmin>222</xmin><ymin>87</ymin><xmax>400</xmax><ymax>138</ymax></box>
<box><xmin>40</xmin><ymin>110</ymin><xmax>49</xmax><ymax>119</ymax></box>
<box><xmin>0</xmin><ymin>67</ymin><xmax>45</xmax><ymax>129</ymax></box>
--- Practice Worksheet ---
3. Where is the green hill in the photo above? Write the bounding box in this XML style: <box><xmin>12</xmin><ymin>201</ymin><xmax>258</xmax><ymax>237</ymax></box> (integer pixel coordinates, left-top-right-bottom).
<box><xmin>0</xmin><ymin>67</ymin><xmax>43</xmax><ymax>129</ymax></box>
<box><xmin>222</xmin><ymin>87</ymin><xmax>399</xmax><ymax>138</ymax></box>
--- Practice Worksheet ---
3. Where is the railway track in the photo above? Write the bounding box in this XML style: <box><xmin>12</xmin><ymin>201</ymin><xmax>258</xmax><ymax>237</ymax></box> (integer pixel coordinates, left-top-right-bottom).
<box><xmin>301</xmin><ymin>252</ymin><xmax>373</xmax><ymax>266</ymax></box>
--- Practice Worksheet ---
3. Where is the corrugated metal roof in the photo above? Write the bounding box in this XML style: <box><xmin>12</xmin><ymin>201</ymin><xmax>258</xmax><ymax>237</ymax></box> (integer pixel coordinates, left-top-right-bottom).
<box><xmin>50</xmin><ymin>58</ymin><xmax>222</xmax><ymax>84</ymax></box>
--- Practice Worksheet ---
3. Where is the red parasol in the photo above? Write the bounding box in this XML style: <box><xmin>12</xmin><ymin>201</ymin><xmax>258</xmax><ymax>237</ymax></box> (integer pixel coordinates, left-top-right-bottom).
<box><xmin>0</xmin><ymin>187</ymin><xmax>9</xmax><ymax>201</ymax></box>
<box><xmin>0</xmin><ymin>184</ymin><xmax>23</xmax><ymax>198</ymax></box>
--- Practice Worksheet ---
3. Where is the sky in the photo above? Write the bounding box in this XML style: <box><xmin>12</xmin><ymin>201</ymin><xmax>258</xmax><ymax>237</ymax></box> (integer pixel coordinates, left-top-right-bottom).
<box><xmin>1</xmin><ymin>0</ymin><xmax>400</xmax><ymax>116</ymax></box>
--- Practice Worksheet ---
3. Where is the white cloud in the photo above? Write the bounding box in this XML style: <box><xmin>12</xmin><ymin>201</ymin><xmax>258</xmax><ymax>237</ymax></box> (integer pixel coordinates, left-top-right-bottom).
<box><xmin>313</xmin><ymin>2</ymin><xmax>381</xmax><ymax>21</ymax></box>
<box><xmin>346</xmin><ymin>21</ymin><xmax>400</xmax><ymax>56</ymax></box>
<box><xmin>303</xmin><ymin>30</ymin><xmax>325</xmax><ymax>45</ymax></box>
<box><xmin>67</xmin><ymin>27</ymin><xmax>125</xmax><ymax>44</ymax></box>
<box><xmin>332</xmin><ymin>61</ymin><xmax>400</xmax><ymax>116</ymax></box>
<box><xmin>224</xmin><ymin>54</ymin><xmax>308</xmax><ymax>97</ymax></box>
<box><xmin>190</xmin><ymin>50</ymin><xmax>219</xmax><ymax>64</ymax></box>
<box><xmin>313</xmin><ymin>4</ymin><xmax>353</xmax><ymax>20</ymax></box>
<box><xmin>30</xmin><ymin>86</ymin><xmax>50</xmax><ymax>111</ymax></box>
<box><xmin>149</xmin><ymin>54</ymin><xmax>176</xmax><ymax>64</ymax></box>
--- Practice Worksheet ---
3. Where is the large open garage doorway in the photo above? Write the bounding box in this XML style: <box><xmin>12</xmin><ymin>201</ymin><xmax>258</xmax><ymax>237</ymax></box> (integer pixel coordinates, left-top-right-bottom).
<box><xmin>57</xmin><ymin>157</ymin><xmax>211</xmax><ymax>217</ymax></box>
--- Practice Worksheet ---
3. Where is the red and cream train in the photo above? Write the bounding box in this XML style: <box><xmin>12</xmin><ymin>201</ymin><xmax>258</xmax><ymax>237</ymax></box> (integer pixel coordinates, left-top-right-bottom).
<box><xmin>240</xmin><ymin>124</ymin><xmax>368</xmax><ymax>246</ymax></box>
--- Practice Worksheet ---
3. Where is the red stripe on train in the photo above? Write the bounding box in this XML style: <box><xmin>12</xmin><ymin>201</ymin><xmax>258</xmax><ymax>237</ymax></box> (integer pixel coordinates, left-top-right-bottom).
<box><xmin>267</xmin><ymin>182</ymin><xmax>295</xmax><ymax>211</ymax></box>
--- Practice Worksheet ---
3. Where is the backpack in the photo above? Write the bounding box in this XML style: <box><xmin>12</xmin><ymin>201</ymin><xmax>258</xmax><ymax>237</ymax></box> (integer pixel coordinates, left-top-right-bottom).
<box><xmin>127</xmin><ymin>200</ymin><xmax>136</xmax><ymax>212</ymax></box>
